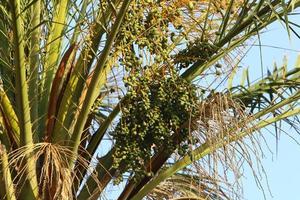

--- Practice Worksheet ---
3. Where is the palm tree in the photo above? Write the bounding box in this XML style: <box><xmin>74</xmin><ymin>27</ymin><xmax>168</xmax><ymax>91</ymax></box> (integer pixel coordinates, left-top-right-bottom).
<box><xmin>0</xmin><ymin>0</ymin><xmax>300</xmax><ymax>199</ymax></box>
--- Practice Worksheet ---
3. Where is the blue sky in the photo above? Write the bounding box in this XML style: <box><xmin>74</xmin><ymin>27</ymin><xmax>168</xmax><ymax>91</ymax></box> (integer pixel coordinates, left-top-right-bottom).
<box><xmin>241</xmin><ymin>14</ymin><xmax>300</xmax><ymax>200</ymax></box>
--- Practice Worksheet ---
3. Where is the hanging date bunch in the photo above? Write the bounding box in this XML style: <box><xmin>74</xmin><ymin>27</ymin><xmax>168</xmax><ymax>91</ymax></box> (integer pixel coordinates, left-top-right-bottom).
<box><xmin>112</xmin><ymin>70</ymin><xmax>199</xmax><ymax>182</ymax></box>
<box><xmin>174</xmin><ymin>38</ymin><xmax>218</xmax><ymax>69</ymax></box>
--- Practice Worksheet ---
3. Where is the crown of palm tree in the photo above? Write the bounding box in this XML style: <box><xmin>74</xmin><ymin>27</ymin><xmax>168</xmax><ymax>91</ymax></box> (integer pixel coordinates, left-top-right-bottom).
<box><xmin>0</xmin><ymin>0</ymin><xmax>300</xmax><ymax>199</ymax></box>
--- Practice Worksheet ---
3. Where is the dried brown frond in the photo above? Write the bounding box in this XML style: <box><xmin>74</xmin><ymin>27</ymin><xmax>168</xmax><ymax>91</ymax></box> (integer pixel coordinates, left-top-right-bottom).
<box><xmin>6</xmin><ymin>143</ymin><xmax>104</xmax><ymax>200</ymax></box>
<box><xmin>195</xmin><ymin>93</ymin><xmax>252</xmax><ymax>144</ymax></box>
<box><xmin>148</xmin><ymin>94</ymin><xmax>268</xmax><ymax>200</ymax></box>
<box><xmin>147</xmin><ymin>172</ymin><xmax>232</xmax><ymax>200</ymax></box>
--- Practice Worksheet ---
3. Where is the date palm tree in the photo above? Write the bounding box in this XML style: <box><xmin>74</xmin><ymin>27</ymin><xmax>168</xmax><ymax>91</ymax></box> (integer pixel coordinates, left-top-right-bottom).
<box><xmin>0</xmin><ymin>0</ymin><xmax>300</xmax><ymax>199</ymax></box>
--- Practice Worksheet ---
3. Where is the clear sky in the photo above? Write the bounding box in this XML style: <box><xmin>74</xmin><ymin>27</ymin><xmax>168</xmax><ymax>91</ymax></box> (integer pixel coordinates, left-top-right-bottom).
<box><xmin>241</xmin><ymin>13</ymin><xmax>300</xmax><ymax>200</ymax></box>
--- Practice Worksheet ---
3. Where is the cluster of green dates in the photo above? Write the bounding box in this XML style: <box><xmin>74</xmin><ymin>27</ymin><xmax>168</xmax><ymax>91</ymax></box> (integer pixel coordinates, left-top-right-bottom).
<box><xmin>116</xmin><ymin>1</ymin><xmax>169</xmax><ymax>55</ymax></box>
<box><xmin>174</xmin><ymin>38</ymin><xmax>217</xmax><ymax>69</ymax></box>
<box><xmin>115</xmin><ymin>0</ymin><xmax>187</xmax><ymax>68</ymax></box>
<box><xmin>111</xmin><ymin>0</ymin><xmax>203</xmax><ymax>183</ymax></box>
<box><xmin>112</xmin><ymin>71</ymin><xmax>198</xmax><ymax>183</ymax></box>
